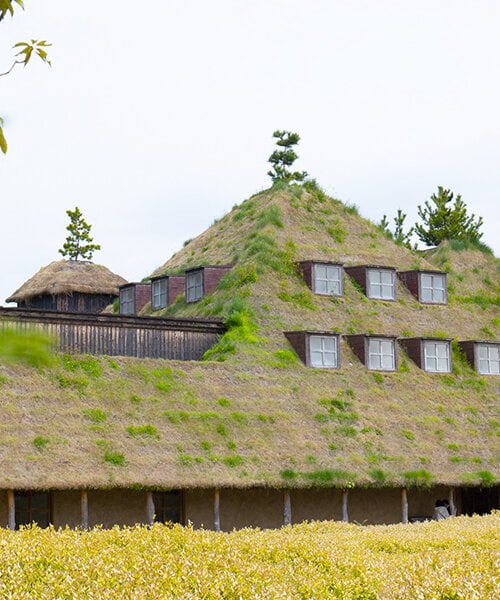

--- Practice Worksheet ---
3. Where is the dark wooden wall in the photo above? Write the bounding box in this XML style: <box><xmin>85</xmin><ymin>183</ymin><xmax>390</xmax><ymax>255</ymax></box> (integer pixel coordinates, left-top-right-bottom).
<box><xmin>397</xmin><ymin>271</ymin><xmax>420</xmax><ymax>300</ymax></box>
<box><xmin>134</xmin><ymin>284</ymin><xmax>152</xmax><ymax>313</ymax></box>
<box><xmin>345</xmin><ymin>335</ymin><xmax>367</xmax><ymax>365</ymax></box>
<box><xmin>344</xmin><ymin>266</ymin><xmax>368</xmax><ymax>294</ymax></box>
<box><xmin>398</xmin><ymin>338</ymin><xmax>423</xmax><ymax>369</ymax></box>
<box><xmin>296</xmin><ymin>262</ymin><xmax>313</xmax><ymax>290</ymax></box>
<box><xmin>458</xmin><ymin>341</ymin><xmax>476</xmax><ymax>371</ymax></box>
<box><xmin>202</xmin><ymin>266</ymin><xmax>232</xmax><ymax>296</ymax></box>
<box><xmin>284</xmin><ymin>331</ymin><xmax>308</xmax><ymax>365</ymax></box>
<box><xmin>0</xmin><ymin>308</ymin><xmax>225</xmax><ymax>361</ymax></box>
<box><xmin>18</xmin><ymin>293</ymin><xmax>116</xmax><ymax>314</ymax></box>
<box><xmin>167</xmin><ymin>275</ymin><xmax>186</xmax><ymax>306</ymax></box>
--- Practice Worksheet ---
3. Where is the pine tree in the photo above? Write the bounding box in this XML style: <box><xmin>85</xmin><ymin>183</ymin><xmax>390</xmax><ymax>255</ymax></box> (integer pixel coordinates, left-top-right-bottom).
<box><xmin>267</xmin><ymin>130</ymin><xmax>308</xmax><ymax>183</ymax></box>
<box><xmin>415</xmin><ymin>187</ymin><xmax>483</xmax><ymax>246</ymax></box>
<box><xmin>379</xmin><ymin>209</ymin><xmax>414</xmax><ymax>249</ymax></box>
<box><xmin>58</xmin><ymin>207</ymin><xmax>101</xmax><ymax>261</ymax></box>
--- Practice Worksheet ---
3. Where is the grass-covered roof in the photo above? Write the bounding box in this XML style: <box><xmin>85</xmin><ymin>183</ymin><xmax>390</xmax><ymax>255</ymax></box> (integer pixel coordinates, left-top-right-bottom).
<box><xmin>1</xmin><ymin>183</ymin><xmax>498</xmax><ymax>490</ymax></box>
<box><xmin>6</xmin><ymin>260</ymin><xmax>127</xmax><ymax>303</ymax></box>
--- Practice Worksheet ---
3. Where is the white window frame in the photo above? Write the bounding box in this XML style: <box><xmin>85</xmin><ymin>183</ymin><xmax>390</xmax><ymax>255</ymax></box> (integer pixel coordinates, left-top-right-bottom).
<box><xmin>152</xmin><ymin>278</ymin><xmax>168</xmax><ymax>310</ymax></box>
<box><xmin>367</xmin><ymin>338</ymin><xmax>396</xmax><ymax>371</ymax></box>
<box><xmin>186</xmin><ymin>271</ymin><xmax>203</xmax><ymax>303</ymax></box>
<box><xmin>313</xmin><ymin>263</ymin><xmax>343</xmax><ymax>296</ymax></box>
<box><xmin>367</xmin><ymin>269</ymin><xmax>395</xmax><ymax>300</ymax></box>
<box><xmin>423</xmin><ymin>340</ymin><xmax>451</xmax><ymax>373</ymax></box>
<box><xmin>420</xmin><ymin>273</ymin><xmax>446</xmax><ymax>304</ymax></box>
<box><xmin>476</xmin><ymin>344</ymin><xmax>500</xmax><ymax>375</ymax></box>
<box><xmin>119</xmin><ymin>287</ymin><xmax>134</xmax><ymax>315</ymax></box>
<box><xmin>309</xmin><ymin>334</ymin><xmax>338</xmax><ymax>368</ymax></box>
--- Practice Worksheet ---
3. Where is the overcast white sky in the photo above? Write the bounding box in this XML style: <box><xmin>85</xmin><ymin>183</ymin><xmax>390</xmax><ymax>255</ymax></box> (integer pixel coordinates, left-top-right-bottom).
<box><xmin>1</xmin><ymin>1</ymin><xmax>499</xmax><ymax>306</ymax></box>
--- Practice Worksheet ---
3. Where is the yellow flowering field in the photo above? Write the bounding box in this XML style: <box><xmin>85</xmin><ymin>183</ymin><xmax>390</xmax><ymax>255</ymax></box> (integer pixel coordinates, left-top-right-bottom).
<box><xmin>0</xmin><ymin>513</ymin><xmax>498</xmax><ymax>599</ymax></box>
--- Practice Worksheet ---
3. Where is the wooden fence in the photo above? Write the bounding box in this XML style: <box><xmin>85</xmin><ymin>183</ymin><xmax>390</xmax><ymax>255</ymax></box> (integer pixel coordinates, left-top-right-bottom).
<box><xmin>0</xmin><ymin>307</ymin><xmax>225</xmax><ymax>361</ymax></box>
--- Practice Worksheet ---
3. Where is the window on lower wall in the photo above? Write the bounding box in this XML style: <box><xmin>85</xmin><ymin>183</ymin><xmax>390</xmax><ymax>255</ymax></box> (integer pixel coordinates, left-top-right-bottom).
<box><xmin>15</xmin><ymin>491</ymin><xmax>51</xmax><ymax>529</ymax></box>
<box><xmin>477</xmin><ymin>344</ymin><xmax>500</xmax><ymax>375</ymax></box>
<box><xmin>119</xmin><ymin>287</ymin><xmax>134</xmax><ymax>314</ymax></box>
<box><xmin>309</xmin><ymin>335</ymin><xmax>338</xmax><ymax>368</ymax></box>
<box><xmin>313</xmin><ymin>264</ymin><xmax>342</xmax><ymax>296</ymax></box>
<box><xmin>186</xmin><ymin>271</ymin><xmax>203</xmax><ymax>303</ymax></box>
<box><xmin>423</xmin><ymin>341</ymin><xmax>451</xmax><ymax>373</ymax></box>
<box><xmin>368</xmin><ymin>338</ymin><xmax>396</xmax><ymax>371</ymax></box>
<box><xmin>153</xmin><ymin>491</ymin><xmax>183</xmax><ymax>524</ymax></box>
<box><xmin>420</xmin><ymin>273</ymin><xmax>446</xmax><ymax>304</ymax></box>
<box><xmin>367</xmin><ymin>269</ymin><xmax>395</xmax><ymax>300</ymax></box>
<box><xmin>152</xmin><ymin>279</ymin><xmax>168</xmax><ymax>310</ymax></box>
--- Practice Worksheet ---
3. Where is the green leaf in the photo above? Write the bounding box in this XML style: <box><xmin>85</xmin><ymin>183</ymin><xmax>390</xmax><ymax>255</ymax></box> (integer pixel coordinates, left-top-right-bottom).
<box><xmin>0</xmin><ymin>122</ymin><xmax>7</xmax><ymax>154</ymax></box>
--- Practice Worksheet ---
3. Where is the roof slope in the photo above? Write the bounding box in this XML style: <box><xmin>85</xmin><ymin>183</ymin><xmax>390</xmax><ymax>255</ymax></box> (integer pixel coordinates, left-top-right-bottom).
<box><xmin>0</xmin><ymin>184</ymin><xmax>498</xmax><ymax>490</ymax></box>
<box><xmin>6</xmin><ymin>260</ymin><xmax>127</xmax><ymax>303</ymax></box>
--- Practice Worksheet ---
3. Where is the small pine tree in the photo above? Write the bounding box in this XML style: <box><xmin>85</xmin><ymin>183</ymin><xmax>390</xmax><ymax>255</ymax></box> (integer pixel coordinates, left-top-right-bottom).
<box><xmin>58</xmin><ymin>207</ymin><xmax>101</xmax><ymax>261</ymax></box>
<box><xmin>379</xmin><ymin>209</ymin><xmax>414</xmax><ymax>248</ymax></box>
<box><xmin>267</xmin><ymin>130</ymin><xmax>308</xmax><ymax>183</ymax></box>
<box><xmin>415</xmin><ymin>187</ymin><xmax>483</xmax><ymax>246</ymax></box>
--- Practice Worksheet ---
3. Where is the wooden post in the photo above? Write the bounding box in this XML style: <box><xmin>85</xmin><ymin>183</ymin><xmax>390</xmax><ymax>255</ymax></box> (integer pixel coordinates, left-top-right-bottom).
<box><xmin>401</xmin><ymin>488</ymin><xmax>408</xmax><ymax>524</ymax></box>
<box><xmin>448</xmin><ymin>487</ymin><xmax>457</xmax><ymax>516</ymax></box>
<box><xmin>341</xmin><ymin>489</ymin><xmax>348</xmax><ymax>523</ymax></box>
<box><xmin>80</xmin><ymin>489</ymin><xmax>89</xmax><ymax>530</ymax></box>
<box><xmin>214</xmin><ymin>488</ymin><xmax>220</xmax><ymax>532</ymax></box>
<box><xmin>283</xmin><ymin>489</ymin><xmax>291</xmax><ymax>526</ymax></box>
<box><xmin>7</xmin><ymin>490</ymin><xmax>15</xmax><ymax>530</ymax></box>
<box><xmin>146</xmin><ymin>491</ymin><xmax>155</xmax><ymax>526</ymax></box>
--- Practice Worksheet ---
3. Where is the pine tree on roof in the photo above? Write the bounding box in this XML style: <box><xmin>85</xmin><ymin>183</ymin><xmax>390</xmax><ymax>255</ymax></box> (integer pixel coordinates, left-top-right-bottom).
<box><xmin>58</xmin><ymin>207</ymin><xmax>101</xmax><ymax>261</ymax></box>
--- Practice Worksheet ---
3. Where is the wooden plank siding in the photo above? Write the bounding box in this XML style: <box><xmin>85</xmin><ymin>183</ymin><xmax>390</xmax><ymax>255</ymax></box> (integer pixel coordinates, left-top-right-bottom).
<box><xmin>0</xmin><ymin>308</ymin><xmax>225</xmax><ymax>361</ymax></box>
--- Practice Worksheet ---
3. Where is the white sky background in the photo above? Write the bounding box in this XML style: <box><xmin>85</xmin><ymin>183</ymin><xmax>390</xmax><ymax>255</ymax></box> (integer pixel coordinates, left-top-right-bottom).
<box><xmin>1</xmin><ymin>0</ymin><xmax>499</xmax><ymax>305</ymax></box>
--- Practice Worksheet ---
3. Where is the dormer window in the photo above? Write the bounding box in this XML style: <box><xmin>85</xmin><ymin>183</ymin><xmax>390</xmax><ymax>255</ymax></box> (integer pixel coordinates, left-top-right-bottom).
<box><xmin>152</xmin><ymin>278</ymin><xmax>168</xmax><ymax>310</ymax></box>
<box><xmin>398</xmin><ymin>337</ymin><xmax>452</xmax><ymax>373</ymax></box>
<box><xmin>368</xmin><ymin>338</ymin><xmax>396</xmax><ymax>371</ymax></box>
<box><xmin>346</xmin><ymin>334</ymin><xmax>397</xmax><ymax>371</ymax></box>
<box><xmin>344</xmin><ymin>266</ymin><xmax>396</xmax><ymax>301</ymax></box>
<box><xmin>297</xmin><ymin>261</ymin><xmax>344</xmax><ymax>297</ymax></box>
<box><xmin>118</xmin><ymin>283</ymin><xmax>152</xmax><ymax>315</ymax></box>
<box><xmin>310</xmin><ymin>334</ymin><xmax>339</xmax><ymax>368</ymax></box>
<box><xmin>186</xmin><ymin>270</ymin><xmax>203</xmax><ymax>303</ymax></box>
<box><xmin>185</xmin><ymin>265</ymin><xmax>233</xmax><ymax>304</ymax></box>
<box><xmin>423</xmin><ymin>340</ymin><xmax>451</xmax><ymax>373</ymax></box>
<box><xmin>367</xmin><ymin>268</ymin><xmax>395</xmax><ymax>300</ymax></box>
<box><xmin>459</xmin><ymin>341</ymin><xmax>500</xmax><ymax>375</ymax></box>
<box><xmin>313</xmin><ymin>263</ymin><xmax>343</xmax><ymax>296</ymax></box>
<box><xmin>398</xmin><ymin>270</ymin><xmax>447</xmax><ymax>305</ymax></box>
<box><xmin>119</xmin><ymin>287</ymin><xmax>134</xmax><ymax>315</ymax></box>
<box><xmin>420</xmin><ymin>273</ymin><xmax>446</xmax><ymax>304</ymax></box>
<box><xmin>284</xmin><ymin>331</ymin><xmax>340</xmax><ymax>369</ymax></box>
<box><xmin>477</xmin><ymin>344</ymin><xmax>500</xmax><ymax>374</ymax></box>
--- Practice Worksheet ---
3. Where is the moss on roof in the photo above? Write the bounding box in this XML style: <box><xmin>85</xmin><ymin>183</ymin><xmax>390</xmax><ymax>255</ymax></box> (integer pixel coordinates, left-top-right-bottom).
<box><xmin>1</xmin><ymin>184</ymin><xmax>498</xmax><ymax>490</ymax></box>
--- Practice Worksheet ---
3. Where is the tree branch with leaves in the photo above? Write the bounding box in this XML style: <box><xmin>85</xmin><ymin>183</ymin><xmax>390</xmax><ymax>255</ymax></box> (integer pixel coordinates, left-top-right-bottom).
<box><xmin>0</xmin><ymin>0</ymin><xmax>52</xmax><ymax>154</ymax></box>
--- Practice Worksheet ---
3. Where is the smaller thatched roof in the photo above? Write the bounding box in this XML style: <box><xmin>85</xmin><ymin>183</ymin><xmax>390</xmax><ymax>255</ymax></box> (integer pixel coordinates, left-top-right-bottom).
<box><xmin>6</xmin><ymin>260</ymin><xmax>128</xmax><ymax>303</ymax></box>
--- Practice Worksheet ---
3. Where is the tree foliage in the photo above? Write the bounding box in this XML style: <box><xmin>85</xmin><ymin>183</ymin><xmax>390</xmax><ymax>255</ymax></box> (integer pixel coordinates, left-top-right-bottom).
<box><xmin>0</xmin><ymin>1</ymin><xmax>51</xmax><ymax>154</ymax></box>
<box><xmin>59</xmin><ymin>207</ymin><xmax>101</xmax><ymax>261</ymax></box>
<box><xmin>380</xmin><ymin>209</ymin><xmax>414</xmax><ymax>248</ymax></box>
<box><xmin>415</xmin><ymin>187</ymin><xmax>483</xmax><ymax>246</ymax></box>
<box><xmin>267</xmin><ymin>130</ymin><xmax>308</xmax><ymax>183</ymax></box>
<box><xmin>0</xmin><ymin>0</ymin><xmax>24</xmax><ymax>21</ymax></box>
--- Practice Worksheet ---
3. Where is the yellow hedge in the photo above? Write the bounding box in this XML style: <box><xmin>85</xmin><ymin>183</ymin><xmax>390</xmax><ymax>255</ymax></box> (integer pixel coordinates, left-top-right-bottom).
<box><xmin>0</xmin><ymin>513</ymin><xmax>498</xmax><ymax>598</ymax></box>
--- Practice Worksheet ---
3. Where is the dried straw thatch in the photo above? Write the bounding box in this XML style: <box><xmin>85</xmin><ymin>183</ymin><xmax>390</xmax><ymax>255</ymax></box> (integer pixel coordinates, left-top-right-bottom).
<box><xmin>6</xmin><ymin>260</ymin><xmax>127</xmax><ymax>303</ymax></box>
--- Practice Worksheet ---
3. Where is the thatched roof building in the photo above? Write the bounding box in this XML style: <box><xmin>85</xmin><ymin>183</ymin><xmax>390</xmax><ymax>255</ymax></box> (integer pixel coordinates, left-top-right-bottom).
<box><xmin>6</xmin><ymin>260</ymin><xmax>127</xmax><ymax>313</ymax></box>
<box><xmin>0</xmin><ymin>187</ymin><xmax>498</xmax><ymax>531</ymax></box>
